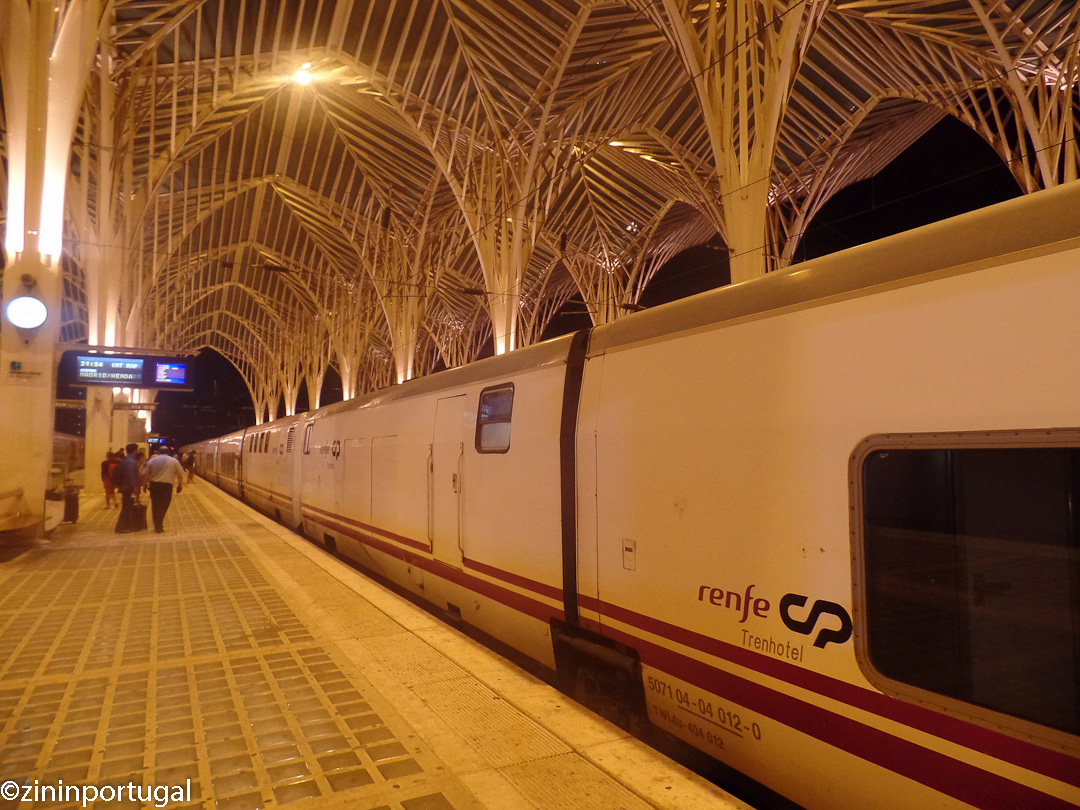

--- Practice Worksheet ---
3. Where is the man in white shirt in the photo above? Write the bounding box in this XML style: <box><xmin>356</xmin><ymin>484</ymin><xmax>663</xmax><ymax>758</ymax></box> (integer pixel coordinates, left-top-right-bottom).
<box><xmin>143</xmin><ymin>446</ymin><xmax>185</xmax><ymax>533</ymax></box>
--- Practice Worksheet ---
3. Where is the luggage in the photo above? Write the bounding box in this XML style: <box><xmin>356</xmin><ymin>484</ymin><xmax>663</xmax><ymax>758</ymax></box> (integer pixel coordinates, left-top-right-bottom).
<box><xmin>63</xmin><ymin>482</ymin><xmax>80</xmax><ymax>523</ymax></box>
<box><xmin>132</xmin><ymin>503</ymin><xmax>148</xmax><ymax>532</ymax></box>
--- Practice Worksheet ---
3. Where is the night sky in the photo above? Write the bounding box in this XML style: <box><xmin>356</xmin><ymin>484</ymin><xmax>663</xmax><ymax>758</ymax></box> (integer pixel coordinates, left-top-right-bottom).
<box><xmin>57</xmin><ymin>115</ymin><xmax>1023</xmax><ymax>446</ymax></box>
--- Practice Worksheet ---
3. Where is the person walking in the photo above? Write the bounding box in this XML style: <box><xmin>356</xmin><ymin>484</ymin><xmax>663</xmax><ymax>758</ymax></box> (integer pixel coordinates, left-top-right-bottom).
<box><xmin>114</xmin><ymin>444</ymin><xmax>142</xmax><ymax>533</ymax></box>
<box><xmin>135</xmin><ymin>449</ymin><xmax>148</xmax><ymax>505</ymax></box>
<box><xmin>143</xmin><ymin>446</ymin><xmax>184</xmax><ymax>533</ymax></box>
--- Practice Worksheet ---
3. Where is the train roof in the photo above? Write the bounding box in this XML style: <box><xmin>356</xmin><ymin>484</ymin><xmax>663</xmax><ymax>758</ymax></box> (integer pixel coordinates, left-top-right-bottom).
<box><xmin>590</xmin><ymin>180</ymin><xmax>1080</xmax><ymax>356</ymax></box>
<box><xmin>309</xmin><ymin>333</ymin><xmax>578</xmax><ymax>421</ymax></box>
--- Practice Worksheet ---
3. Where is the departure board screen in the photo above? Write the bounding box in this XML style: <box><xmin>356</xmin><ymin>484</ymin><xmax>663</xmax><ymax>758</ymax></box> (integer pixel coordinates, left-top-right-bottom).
<box><xmin>68</xmin><ymin>353</ymin><xmax>194</xmax><ymax>390</ymax></box>
<box><xmin>154</xmin><ymin>362</ymin><xmax>187</xmax><ymax>386</ymax></box>
<box><xmin>76</xmin><ymin>356</ymin><xmax>144</xmax><ymax>385</ymax></box>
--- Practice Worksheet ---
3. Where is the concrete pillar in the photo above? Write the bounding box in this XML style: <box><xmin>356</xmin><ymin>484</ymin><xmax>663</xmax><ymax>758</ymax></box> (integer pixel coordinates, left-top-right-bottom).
<box><xmin>0</xmin><ymin>255</ymin><xmax>63</xmax><ymax>512</ymax></box>
<box><xmin>0</xmin><ymin>1</ymin><xmax>101</xmax><ymax>530</ymax></box>
<box><xmin>84</xmin><ymin>387</ymin><xmax>114</xmax><ymax>495</ymax></box>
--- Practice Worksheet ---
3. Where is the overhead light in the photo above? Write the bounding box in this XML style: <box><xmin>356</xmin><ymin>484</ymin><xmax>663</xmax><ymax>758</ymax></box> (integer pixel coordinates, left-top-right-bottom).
<box><xmin>5</xmin><ymin>295</ymin><xmax>47</xmax><ymax>329</ymax></box>
<box><xmin>4</xmin><ymin>274</ymin><xmax>47</xmax><ymax>329</ymax></box>
<box><xmin>293</xmin><ymin>64</ymin><xmax>312</xmax><ymax>85</ymax></box>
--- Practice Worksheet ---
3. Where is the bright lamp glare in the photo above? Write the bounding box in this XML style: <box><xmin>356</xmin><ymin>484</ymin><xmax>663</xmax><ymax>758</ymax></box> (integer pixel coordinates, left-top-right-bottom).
<box><xmin>293</xmin><ymin>68</ymin><xmax>312</xmax><ymax>85</ymax></box>
<box><xmin>5</xmin><ymin>295</ymin><xmax>47</xmax><ymax>328</ymax></box>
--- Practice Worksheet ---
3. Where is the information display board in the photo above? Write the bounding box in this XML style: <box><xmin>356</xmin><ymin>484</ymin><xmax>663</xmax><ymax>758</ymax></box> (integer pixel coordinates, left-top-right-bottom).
<box><xmin>76</xmin><ymin>356</ymin><xmax>145</xmax><ymax>386</ymax></box>
<box><xmin>70</xmin><ymin>353</ymin><xmax>194</xmax><ymax>391</ymax></box>
<box><xmin>154</xmin><ymin>362</ymin><xmax>187</xmax><ymax>386</ymax></box>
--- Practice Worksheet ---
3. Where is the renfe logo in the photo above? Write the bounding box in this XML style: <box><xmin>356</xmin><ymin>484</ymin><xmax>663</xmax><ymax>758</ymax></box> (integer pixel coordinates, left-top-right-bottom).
<box><xmin>697</xmin><ymin>584</ymin><xmax>853</xmax><ymax>649</ymax></box>
<box><xmin>697</xmin><ymin>584</ymin><xmax>770</xmax><ymax>623</ymax></box>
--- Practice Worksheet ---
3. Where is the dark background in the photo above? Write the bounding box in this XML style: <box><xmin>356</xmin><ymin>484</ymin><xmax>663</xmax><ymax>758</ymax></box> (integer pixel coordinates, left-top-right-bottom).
<box><xmin>57</xmin><ymin>115</ymin><xmax>1022</xmax><ymax>446</ymax></box>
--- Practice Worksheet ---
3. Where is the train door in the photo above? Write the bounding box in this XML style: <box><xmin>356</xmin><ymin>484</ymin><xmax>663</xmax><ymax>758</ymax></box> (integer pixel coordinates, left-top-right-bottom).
<box><xmin>287</xmin><ymin>425</ymin><xmax>303</xmax><ymax>528</ymax></box>
<box><xmin>371</xmin><ymin>435</ymin><xmax>399</xmax><ymax>532</ymax></box>
<box><xmin>340</xmin><ymin>437</ymin><xmax>371</xmax><ymax>525</ymax></box>
<box><xmin>237</xmin><ymin>430</ymin><xmax>247</xmax><ymax>501</ymax></box>
<box><xmin>430</xmin><ymin>395</ymin><xmax>465</xmax><ymax>567</ymax></box>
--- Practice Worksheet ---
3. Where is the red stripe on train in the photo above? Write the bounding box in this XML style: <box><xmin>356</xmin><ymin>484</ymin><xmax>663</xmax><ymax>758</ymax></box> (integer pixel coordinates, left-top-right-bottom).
<box><xmin>301</xmin><ymin>510</ymin><xmax>563</xmax><ymax>624</ymax></box>
<box><xmin>302</xmin><ymin>502</ymin><xmax>430</xmax><ymax>552</ymax></box>
<box><xmin>613</xmin><ymin>626</ymin><xmax>1075</xmax><ymax>810</ymax></box>
<box><xmin>595</xmin><ymin>599</ymin><xmax>1079</xmax><ymax>789</ymax></box>
<box><xmin>297</xmin><ymin>504</ymin><xmax>1078</xmax><ymax>794</ymax></box>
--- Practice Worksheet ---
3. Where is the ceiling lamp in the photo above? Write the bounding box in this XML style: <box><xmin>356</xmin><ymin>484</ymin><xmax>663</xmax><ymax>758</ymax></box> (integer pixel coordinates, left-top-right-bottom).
<box><xmin>4</xmin><ymin>275</ymin><xmax>47</xmax><ymax>329</ymax></box>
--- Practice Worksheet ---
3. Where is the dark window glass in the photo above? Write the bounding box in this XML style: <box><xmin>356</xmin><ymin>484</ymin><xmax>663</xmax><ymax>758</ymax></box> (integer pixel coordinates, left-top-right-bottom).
<box><xmin>863</xmin><ymin>447</ymin><xmax>1080</xmax><ymax>735</ymax></box>
<box><xmin>475</xmin><ymin>384</ymin><xmax>514</xmax><ymax>453</ymax></box>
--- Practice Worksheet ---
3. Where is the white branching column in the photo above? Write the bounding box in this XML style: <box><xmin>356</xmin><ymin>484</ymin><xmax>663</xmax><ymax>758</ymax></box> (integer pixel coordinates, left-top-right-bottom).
<box><xmin>77</xmin><ymin>34</ymin><xmax>128</xmax><ymax>486</ymax></box>
<box><xmin>244</xmin><ymin>370</ymin><xmax>273</xmax><ymax>426</ymax></box>
<box><xmin>301</xmin><ymin>331</ymin><xmax>332</xmax><ymax>412</ymax></box>
<box><xmin>325</xmin><ymin>281</ymin><xmax>384</xmax><ymax>401</ymax></box>
<box><xmin>362</xmin><ymin>200</ymin><xmax>435</xmax><ymax>384</ymax></box>
<box><xmin>458</xmin><ymin>133</ymin><xmax>582</xmax><ymax>353</ymax></box>
<box><xmin>274</xmin><ymin>332</ymin><xmax>305</xmax><ymax>418</ymax></box>
<box><xmin>428</xmin><ymin>302</ymin><xmax>492</xmax><ymax>371</ymax></box>
<box><xmin>561</xmin><ymin>200</ymin><xmax>699</xmax><ymax>326</ymax></box>
<box><xmin>646</xmin><ymin>0</ymin><xmax>827</xmax><ymax>282</ymax></box>
<box><xmin>0</xmin><ymin>0</ymin><xmax>98</xmax><ymax>524</ymax></box>
<box><xmin>268</xmin><ymin>312</ymin><xmax>327</xmax><ymax>416</ymax></box>
<box><xmin>966</xmin><ymin>0</ymin><xmax>1079</xmax><ymax>191</ymax></box>
<box><xmin>442</xmin><ymin>8</ymin><xmax>585</xmax><ymax>354</ymax></box>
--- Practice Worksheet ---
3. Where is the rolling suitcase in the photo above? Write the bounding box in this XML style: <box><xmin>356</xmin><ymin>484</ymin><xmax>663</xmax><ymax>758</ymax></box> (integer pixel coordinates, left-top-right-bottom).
<box><xmin>132</xmin><ymin>503</ymin><xmax>148</xmax><ymax>532</ymax></box>
<box><xmin>63</xmin><ymin>482</ymin><xmax>80</xmax><ymax>523</ymax></box>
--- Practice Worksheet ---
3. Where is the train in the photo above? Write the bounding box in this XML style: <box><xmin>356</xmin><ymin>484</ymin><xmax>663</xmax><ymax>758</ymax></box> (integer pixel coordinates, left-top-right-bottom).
<box><xmin>186</xmin><ymin>182</ymin><xmax>1080</xmax><ymax>810</ymax></box>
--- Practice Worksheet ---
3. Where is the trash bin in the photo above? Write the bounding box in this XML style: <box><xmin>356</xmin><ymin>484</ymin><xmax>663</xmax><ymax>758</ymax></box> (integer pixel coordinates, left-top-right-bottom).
<box><xmin>63</xmin><ymin>481</ymin><xmax>80</xmax><ymax>523</ymax></box>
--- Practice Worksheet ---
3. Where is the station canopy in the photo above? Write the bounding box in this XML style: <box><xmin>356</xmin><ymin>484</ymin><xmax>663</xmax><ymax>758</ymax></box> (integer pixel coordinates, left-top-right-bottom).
<box><xmin>2</xmin><ymin>0</ymin><xmax>1078</xmax><ymax>417</ymax></box>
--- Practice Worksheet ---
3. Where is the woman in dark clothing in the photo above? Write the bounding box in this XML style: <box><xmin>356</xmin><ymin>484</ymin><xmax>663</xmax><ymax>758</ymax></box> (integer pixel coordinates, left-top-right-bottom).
<box><xmin>101</xmin><ymin>452</ymin><xmax>118</xmax><ymax>508</ymax></box>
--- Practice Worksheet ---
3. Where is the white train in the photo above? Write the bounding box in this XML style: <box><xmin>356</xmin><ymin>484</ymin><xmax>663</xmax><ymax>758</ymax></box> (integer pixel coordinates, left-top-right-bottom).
<box><xmin>187</xmin><ymin>183</ymin><xmax>1080</xmax><ymax>810</ymax></box>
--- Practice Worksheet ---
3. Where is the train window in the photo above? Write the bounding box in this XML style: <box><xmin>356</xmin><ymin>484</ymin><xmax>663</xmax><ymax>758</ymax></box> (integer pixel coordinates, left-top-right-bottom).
<box><xmin>475</xmin><ymin>384</ymin><xmax>514</xmax><ymax>453</ymax></box>
<box><xmin>302</xmin><ymin>423</ymin><xmax>312</xmax><ymax>454</ymax></box>
<box><xmin>856</xmin><ymin>437</ymin><xmax>1080</xmax><ymax>738</ymax></box>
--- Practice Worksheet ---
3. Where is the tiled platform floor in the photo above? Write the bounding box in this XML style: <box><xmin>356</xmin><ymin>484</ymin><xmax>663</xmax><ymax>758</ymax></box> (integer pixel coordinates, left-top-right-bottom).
<box><xmin>0</xmin><ymin>482</ymin><xmax>748</xmax><ymax>810</ymax></box>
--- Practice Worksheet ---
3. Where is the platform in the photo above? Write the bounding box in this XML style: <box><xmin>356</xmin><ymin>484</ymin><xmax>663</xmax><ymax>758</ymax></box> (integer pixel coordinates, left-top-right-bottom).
<box><xmin>0</xmin><ymin>482</ymin><xmax>750</xmax><ymax>810</ymax></box>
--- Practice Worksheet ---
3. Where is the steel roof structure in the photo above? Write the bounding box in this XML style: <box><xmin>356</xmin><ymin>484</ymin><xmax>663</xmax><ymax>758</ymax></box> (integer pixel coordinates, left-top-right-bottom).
<box><xmin>2</xmin><ymin>0</ymin><xmax>1078</xmax><ymax>420</ymax></box>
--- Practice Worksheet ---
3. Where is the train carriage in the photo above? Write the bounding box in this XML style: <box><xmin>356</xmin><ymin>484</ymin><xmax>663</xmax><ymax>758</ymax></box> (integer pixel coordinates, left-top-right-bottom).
<box><xmin>239</xmin><ymin>416</ymin><xmax>302</xmax><ymax>525</ymax></box>
<box><xmin>186</xmin><ymin>182</ymin><xmax>1080</xmax><ymax>810</ymax></box>
<box><xmin>294</xmin><ymin>337</ymin><xmax>577</xmax><ymax>667</ymax></box>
